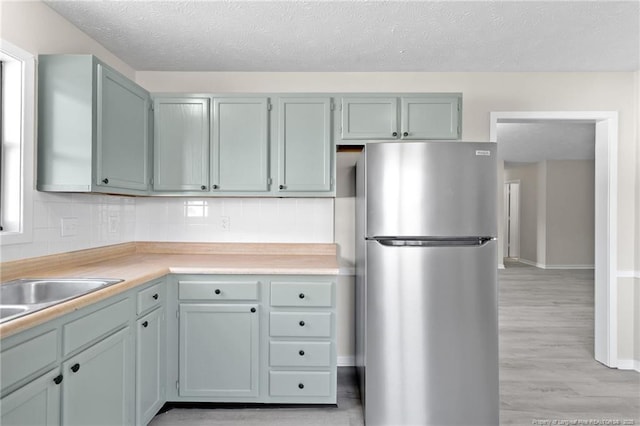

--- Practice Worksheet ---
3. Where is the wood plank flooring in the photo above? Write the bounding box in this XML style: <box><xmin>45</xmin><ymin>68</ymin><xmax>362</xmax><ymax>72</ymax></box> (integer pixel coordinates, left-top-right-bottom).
<box><xmin>150</xmin><ymin>263</ymin><xmax>639</xmax><ymax>425</ymax></box>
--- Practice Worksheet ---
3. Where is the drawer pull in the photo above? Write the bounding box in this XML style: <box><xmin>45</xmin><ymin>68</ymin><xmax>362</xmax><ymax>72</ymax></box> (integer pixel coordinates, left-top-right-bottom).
<box><xmin>298</xmin><ymin>383</ymin><xmax>304</xmax><ymax>389</ymax></box>
<box><xmin>215</xmin><ymin>289</ymin><xmax>221</xmax><ymax>295</ymax></box>
<box><xmin>299</xmin><ymin>320</ymin><xmax>305</xmax><ymax>327</ymax></box>
<box><xmin>53</xmin><ymin>374</ymin><xmax>63</xmax><ymax>385</ymax></box>
<box><xmin>152</xmin><ymin>293</ymin><xmax>159</xmax><ymax>300</ymax></box>
<box><xmin>299</xmin><ymin>350</ymin><xmax>305</xmax><ymax>356</ymax></box>
<box><xmin>70</xmin><ymin>363</ymin><xmax>80</xmax><ymax>373</ymax></box>
<box><xmin>142</xmin><ymin>321</ymin><xmax>149</xmax><ymax>328</ymax></box>
<box><xmin>299</xmin><ymin>293</ymin><xmax>305</xmax><ymax>299</ymax></box>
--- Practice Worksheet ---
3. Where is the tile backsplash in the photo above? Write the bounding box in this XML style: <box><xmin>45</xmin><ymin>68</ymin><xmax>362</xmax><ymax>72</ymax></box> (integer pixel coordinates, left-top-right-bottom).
<box><xmin>1</xmin><ymin>195</ymin><xmax>334</xmax><ymax>262</ymax></box>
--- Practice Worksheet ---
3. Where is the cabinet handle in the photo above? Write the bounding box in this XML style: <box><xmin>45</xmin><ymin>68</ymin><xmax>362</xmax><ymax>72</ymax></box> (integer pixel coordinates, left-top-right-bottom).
<box><xmin>299</xmin><ymin>293</ymin><xmax>305</xmax><ymax>299</ymax></box>
<box><xmin>299</xmin><ymin>350</ymin><xmax>305</xmax><ymax>356</ymax></box>
<box><xmin>403</xmin><ymin>132</ymin><xmax>409</xmax><ymax>137</ymax></box>
<box><xmin>298</xmin><ymin>383</ymin><xmax>305</xmax><ymax>389</ymax></box>
<box><xmin>53</xmin><ymin>374</ymin><xmax>63</xmax><ymax>385</ymax></box>
<box><xmin>215</xmin><ymin>289</ymin><xmax>221</xmax><ymax>295</ymax></box>
<box><xmin>279</xmin><ymin>185</ymin><xmax>285</xmax><ymax>190</ymax></box>
<box><xmin>250</xmin><ymin>307</ymin><xmax>256</xmax><ymax>313</ymax></box>
<box><xmin>299</xmin><ymin>320</ymin><xmax>305</xmax><ymax>327</ymax></box>
<box><xmin>212</xmin><ymin>184</ymin><xmax>219</xmax><ymax>189</ymax></box>
<box><xmin>142</xmin><ymin>321</ymin><xmax>149</xmax><ymax>328</ymax></box>
<box><xmin>102</xmin><ymin>178</ymin><xmax>109</xmax><ymax>184</ymax></box>
<box><xmin>201</xmin><ymin>185</ymin><xmax>207</xmax><ymax>190</ymax></box>
<box><xmin>152</xmin><ymin>293</ymin><xmax>159</xmax><ymax>300</ymax></box>
<box><xmin>392</xmin><ymin>132</ymin><xmax>398</xmax><ymax>137</ymax></box>
<box><xmin>70</xmin><ymin>363</ymin><xmax>80</xmax><ymax>373</ymax></box>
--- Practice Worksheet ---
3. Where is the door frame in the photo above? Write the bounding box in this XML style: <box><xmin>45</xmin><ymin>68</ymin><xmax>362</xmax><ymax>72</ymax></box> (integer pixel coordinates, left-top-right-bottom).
<box><xmin>504</xmin><ymin>180</ymin><xmax>521</xmax><ymax>259</ymax></box>
<box><xmin>490</xmin><ymin>111</ymin><xmax>618</xmax><ymax>368</ymax></box>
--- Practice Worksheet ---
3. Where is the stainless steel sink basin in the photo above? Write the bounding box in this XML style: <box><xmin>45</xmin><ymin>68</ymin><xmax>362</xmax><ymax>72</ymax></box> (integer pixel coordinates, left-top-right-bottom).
<box><xmin>0</xmin><ymin>278</ymin><xmax>123</xmax><ymax>324</ymax></box>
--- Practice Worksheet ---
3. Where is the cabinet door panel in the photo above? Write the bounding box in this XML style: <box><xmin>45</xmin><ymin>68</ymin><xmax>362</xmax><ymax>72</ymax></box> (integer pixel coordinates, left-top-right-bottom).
<box><xmin>277</xmin><ymin>98</ymin><xmax>332</xmax><ymax>192</ymax></box>
<box><xmin>341</xmin><ymin>97</ymin><xmax>398</xmax><ymax>139</ymax></box>
<box><xmin>213</xmin><ymin>98</ymin><xmax>269</xmax><ymax>192</ymax></box>
<box><xmin>97</xmin><ymin>64</ymin><xmax>149</xmax><ymax>191</ymax></box>
<box><xmin>179</xmin><ymin>304</ymin><xmax>259</xmax><ymax>398</ymax></box>
<box><xmin>62</xmin><ymin>327</ymin><xmax>133</xmax><ymax>426</ymax></box>
<box><xmin>136</xmin><ymin>309</ymin><xmax>165</xmax><ymax>426</ymax></box>
<box><xmin>153</xmin><ymin>97</ymin><xmax>210</xmax><ymax>191</ymax></box>
<box><xmin>401</xmin><ymin>96</ymin><xmax>461</xmax><ymax>140</ymax></box>
<box><xmin>0</xmin><ymin>369</ymin><xmax>60</xmax><ymax>426</ymax></box>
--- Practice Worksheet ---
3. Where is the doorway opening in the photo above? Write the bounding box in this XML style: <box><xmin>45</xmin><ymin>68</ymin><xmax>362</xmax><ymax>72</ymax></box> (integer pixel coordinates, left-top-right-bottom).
<box><xmin>503</xmin><ymin>181</ymin><xmax>520</xmax><ymax>261</ymax></box>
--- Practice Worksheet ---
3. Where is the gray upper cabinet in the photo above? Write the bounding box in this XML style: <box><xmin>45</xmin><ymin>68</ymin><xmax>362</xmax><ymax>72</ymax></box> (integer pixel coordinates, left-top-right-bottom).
<box><xmin>153</xmin><ymin>97</ymin><xmax>210</xmax><ymax>192</ymax></box>
<box><xmin>277</xmin><ymin>97</ymin><xmax>333</xmax><ymax>194</ymax></box>
<box><xmin>341</xmin><ymin>97</ymin><xmax>398</xmax><ymax>140</ymax></box>
<box><xmin>37</xmin><ymin>55</ymin><xmax>150</xmax><ymax>195</ymax></box>
<box><xmin>401</xmin><ymin>95</ymin><xmax>461</xmax><ymax>140</ymax></box>
<box><xmin>213</xmin><ymin>98</ymin><xmax>270</xmax><ymax>192</ymax></box>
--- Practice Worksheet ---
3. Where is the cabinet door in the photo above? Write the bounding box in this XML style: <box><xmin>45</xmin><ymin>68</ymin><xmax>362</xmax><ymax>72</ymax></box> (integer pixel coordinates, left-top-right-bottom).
<box><xmin>179</xmin><ymin>304</ymin><xmax>259</xmax><ymax>398</ymax></box>
<box><xmin>62</xmin><ymin>327</ymin><xmax>134</xmax><ymax>426</ymax></box>
<box><xmin>341</xmin><ymin>97</ymin><xmax>398</xmax><ymax>140</ymax></box>
<box><xmin>401</xmin><ymin>96</ymin><xmax>461</xmax><ymax>140</ymax></box>
<box><xmin>97</xmin><ymin>64</ymin><xmax>150</xmax><ymax>191</ymax></box>
<box><xmin>0</xmin><ymin>369</ymin><xmax>61</xmax><ymax>426</ymax></box>
<box><xmin>277</xmin><ymin>97</ymin><xmax>333</xmax><ymax>193</ymax></box>
<box><xmin>136</xmin><ymin>308</ymin><xmax>165</xmax><ymax>426</ymax></box>
<box><xmin>153</xmin><ymin>97</ymin><xmax>210</xmax><ymax>192</ymax></box>
<box><xmin>212</xmin><ymin>98</ymin><xmax>270</xmax><ymax>192</ymax></box>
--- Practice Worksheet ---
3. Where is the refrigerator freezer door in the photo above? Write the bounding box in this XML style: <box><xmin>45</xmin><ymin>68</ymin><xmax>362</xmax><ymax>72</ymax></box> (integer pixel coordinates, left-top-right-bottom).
<box><xmin>364</xmin><ymin>239</ymin><xmax>498</xmax><ymax>426</ymax></box>
<box><xmin>366</xmin><ymin>141</ymin><xmax>497</xmax><ymax>238</ymax></box>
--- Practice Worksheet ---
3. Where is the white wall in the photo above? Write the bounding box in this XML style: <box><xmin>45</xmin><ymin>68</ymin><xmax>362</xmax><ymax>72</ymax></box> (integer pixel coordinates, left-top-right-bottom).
<box><xmin>634</xmin><ymin>71</ymin><xmax>640</xmax><ymax>366</ymax></box>
<box><xmin>504</xmin><ymin>163</ymin><xmax>538</xmax><ymax>264</ymax></box>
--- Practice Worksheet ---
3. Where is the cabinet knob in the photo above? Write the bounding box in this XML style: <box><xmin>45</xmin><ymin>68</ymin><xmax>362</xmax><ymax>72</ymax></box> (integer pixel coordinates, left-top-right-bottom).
<box><xmin>299</xmin><ymin>350</ymin><xmax>305</xmax><ymax>356</ymax></box>
<box><xmin>392</xmin><ymin>132</ymin><xmax>398</xmax><ymax>137</ymax></box>
<box><xmin>212</xmin><ymin>184</ymin><xmax>219</xmax><ymax>189</ymax></box>
<box><xmin>298</xmin><ymin>383</ymin><xmax>305</xmax><ymax>389</ymax></box>
<box><xmin>70</xmin><ymin>363</ymin><xmax>80</xmax><ymax>373</ymax></box>
<box><xmin>53</xmin><ymin>374</ymin><xmax>63</xmax><ymax>385</ymax></box>
<box><xmin>142</xmin><ymin>321</ymin><xmax>149</xmax><ymax>328</ymax></box>
<box><xmin>102</xmin><ymin>178</ymin><xmax>109</xmax><ymax>184</ymax></box>
<box><xmin>279</xmin><ymin>185</ymin><xmax>285</xmax><ymax>190</ymax></box>
<box><xmin>201</xmin><ymin>185</ymin><xmax>207</xmax><ymax>190</ymax></box>
<box><xmin>215</xmin><ymin>289</ymin><xmax>221</xmax><ymax>295</ymax></box>
<box><xmin>299</xmin><ymin>293</ymin><xmax>305</xmax><ymax>299</ymax></box>
<box><xmin>250</xmin><ymin>307</ymin><xmax>256</xmax><ymax>313</ymax></box>
<box><xmin>403</xmin><ymin>132</ymin><xmax>409</xmax><ymax>137</ymax></box>
<box><xmin>152</xmin><ymin>293</ymin><xmax>159</xmax><ymax>300</ymax></box>
<box><xmin>299</xmin><ymin>320</ymin><xmax>305</xmax><ymax>327</ymax></box>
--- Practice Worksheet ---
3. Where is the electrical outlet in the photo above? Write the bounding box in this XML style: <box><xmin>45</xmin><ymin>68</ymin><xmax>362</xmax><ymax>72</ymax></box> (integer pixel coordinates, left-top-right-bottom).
<box><xmin>220</xmin><ymin>216</ymin><xmax>230</xmax><ymax>231</ymax></box>
<box><xmin>60</xmin><ymin>217</ymin><xmax>78</xmax><ymax>237</ymax></box>
<box><xmin>108</xmin><ymin>214</ymin><xmax>120</xmax><ymax>233</ymax></box>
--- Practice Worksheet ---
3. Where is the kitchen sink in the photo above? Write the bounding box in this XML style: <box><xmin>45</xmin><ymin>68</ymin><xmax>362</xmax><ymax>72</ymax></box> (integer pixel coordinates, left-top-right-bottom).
<box><xmin>0</xmin><ymin>278</ymin><xmax>123</xmax><ymax>324</ymax></box>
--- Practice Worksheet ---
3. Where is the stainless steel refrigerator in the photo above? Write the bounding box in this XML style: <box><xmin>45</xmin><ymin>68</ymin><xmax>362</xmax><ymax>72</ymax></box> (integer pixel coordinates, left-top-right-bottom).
<box><xmin>355</xmin><ymin>141</ymin><xmax>498</xmax><ymax>426</ymax></box>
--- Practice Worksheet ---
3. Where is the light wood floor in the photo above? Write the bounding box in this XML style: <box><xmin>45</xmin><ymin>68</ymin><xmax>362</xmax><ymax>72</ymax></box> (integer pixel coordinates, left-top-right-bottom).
<box><xmin>150</xmin><ymin>263</ymin><xmax>639</xmax><ymax>425</ymax></box>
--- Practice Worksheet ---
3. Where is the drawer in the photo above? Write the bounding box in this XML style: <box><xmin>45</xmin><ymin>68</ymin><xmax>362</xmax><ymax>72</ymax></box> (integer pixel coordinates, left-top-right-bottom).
<box><xmin>269</xmin><ymin>371</ymin><xmax>331</xmax><ymax>397</ymax></box>
<box><xmin>270</xmin><ymin>341</ymin><xmax>331</xmax><ymax>367</ymax></box>
<box><xmin>0</xmin><ymin>329</ymin><xmax>58</xmax><ymax>391</ymax></box>
<box><xmin>270</xmin><ymin>312</ymin><xmax>331</xmax><ymax>338</ymax></box>
<box><xmin>137</xmin><ymin>280</ymin><xmax>164</xmax><ymax>314</ymax></box>
<box><xmin>63</xmin><ymin>298</ymin><xmax>132</xmax><ymax>356</ymax></box>
<box><xmin>270</xmin><ymin>281</ymin><xmax>333</xmax><ymax>307</ymax></box>
<box><xmin>179</xmin><ymin>280</ymin><xmax>258</xmax><ymax>301</ymax></box>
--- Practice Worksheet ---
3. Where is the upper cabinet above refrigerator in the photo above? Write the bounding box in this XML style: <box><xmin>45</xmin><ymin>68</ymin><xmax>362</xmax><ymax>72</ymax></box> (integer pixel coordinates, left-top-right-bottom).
<box><xmin>338</xmin><ymin>93</ymin><xmax>462</xmax><ymax>143</ymax></box>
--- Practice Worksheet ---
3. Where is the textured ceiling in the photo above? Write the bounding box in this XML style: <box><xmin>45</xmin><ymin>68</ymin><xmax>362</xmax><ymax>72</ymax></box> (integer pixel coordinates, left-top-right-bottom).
<box><xmin>44</xmin><ymin>1</ymin><xmax>640</xmax><ymax>72</ymax></box>
<box><xmin>497</xmin><ymin>122</ymin><xmax>595</xmax><ymax>163</ymax></box>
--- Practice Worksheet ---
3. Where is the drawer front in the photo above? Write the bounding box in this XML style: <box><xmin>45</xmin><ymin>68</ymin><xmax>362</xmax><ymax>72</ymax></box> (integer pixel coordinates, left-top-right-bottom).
<box><xmin>0</xmin><ymin>329</ymin><xmax>58</xmax><ymax>391</ymax></box>
<box><xmin>269</xmin><ymin>371</ymin><xmax>331</xmax><ymax>397</ymax></box>
<box><xmin>178</xmin><ymin>281</ymin><xmax>259</xmax><ymax>301</ymax></box>
<box><xmin>270</xmin><ymin>281</ymin><xmax>333</xmax><ymax>307</ymax></box>
<box><xmin>270</xmin><ymin>312</ymin><xmax>331</xmax><ymax>338</ymax></box>
<box><xmin>63</xmin><ymin>298</ymin><xmax>132</xmax><ymax>356</ymax></box>
<box><xmin>137</xmin><ymin>281</ymin><xmax>164</xmax><ymax>314</ymax></box>
<box><xmin>269</xmin><ymin>341</ymin><xmax>331</xmax><ymax>367</ymax></box>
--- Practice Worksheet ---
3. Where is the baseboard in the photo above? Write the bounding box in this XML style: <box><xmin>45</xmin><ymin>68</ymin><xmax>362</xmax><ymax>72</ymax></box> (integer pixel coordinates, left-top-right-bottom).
<box><xmin>544</xmin><ymin>264</ymin><xmax>595</xmax><ymax>270</ymax></box>
<box><xmin>617</xmin><ymin>270</ymin><xmax>640</xmax><ymax>279</ymax></box>
<box><xmin>498</xmin><ymin>263</ymin><xmax>505</xmax><ymax>269</ymax></box>
<box><xmin>337</xmin><ymin>355</ymin><xmax>355</xmax><ymax>367</ymax></box>
<box><xmin>518</xmin><ymin>258</ymin><xmax>543</xmax><ymax>268</ymax></box>
<box><xmin>616</xmin><ymin>359</ymin><xmax>640</xmax><ymax>372</ymax></box>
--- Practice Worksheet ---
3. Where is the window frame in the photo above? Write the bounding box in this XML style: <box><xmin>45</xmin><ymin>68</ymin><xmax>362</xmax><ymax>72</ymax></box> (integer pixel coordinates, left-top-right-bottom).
<box><xmin>0</xmin><ymin>39</ymin><xmax>34</xmax><ymax>246</ymax></box>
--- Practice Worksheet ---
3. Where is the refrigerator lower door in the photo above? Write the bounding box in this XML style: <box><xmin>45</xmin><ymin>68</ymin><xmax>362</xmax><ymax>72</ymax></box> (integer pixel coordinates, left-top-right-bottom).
<box><xmin>364</xmin><ymin>239</ymin><xmax>498</xmax><ymax>426</ymax></box>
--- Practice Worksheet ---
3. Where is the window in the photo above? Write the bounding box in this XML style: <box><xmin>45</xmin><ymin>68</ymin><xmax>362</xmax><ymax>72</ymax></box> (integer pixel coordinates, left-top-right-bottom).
<box><xmin>0</xmin><ymin>40</ymin><xmax>34</xmax><ymax>245</ymax></box>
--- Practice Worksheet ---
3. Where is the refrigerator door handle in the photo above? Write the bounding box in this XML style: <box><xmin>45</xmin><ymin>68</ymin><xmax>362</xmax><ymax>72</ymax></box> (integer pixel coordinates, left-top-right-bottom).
<box><xmin>369</xmin><ymin>237</ymin><xmax>496</xmax><ymax>247</ymax></box>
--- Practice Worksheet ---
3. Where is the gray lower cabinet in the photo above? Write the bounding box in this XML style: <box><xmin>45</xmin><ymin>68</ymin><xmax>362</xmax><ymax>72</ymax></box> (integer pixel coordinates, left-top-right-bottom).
<box><xmin>0</xmin><ymin>368</ymin><xmax>61</xmax><ymax>426</ymax></box>
<box><xmin>37</xmin><ymin>54</ymin><xmax>150</xmax><ymax>194</ymax></box>
<box><xmin>62</xmin><ymin>327</ymin><xmax>134</xmax><ymax>426</ymax></box>
<box><xmin>136</xmin><ymin>308</ymin><xmax>166</xmax><ymax>426</ymax></box>
<box><xmin>178</xmin><ymin>303</ymin><xmax>259</xmax><ymax>398</ymax></box>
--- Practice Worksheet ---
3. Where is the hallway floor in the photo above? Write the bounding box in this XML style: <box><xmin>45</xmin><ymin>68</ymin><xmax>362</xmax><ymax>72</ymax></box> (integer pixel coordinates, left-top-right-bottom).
<box><xmin>150</xmin><ymin>263</ymin><xmax>639</xmax><ymax>425</ymax></box>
